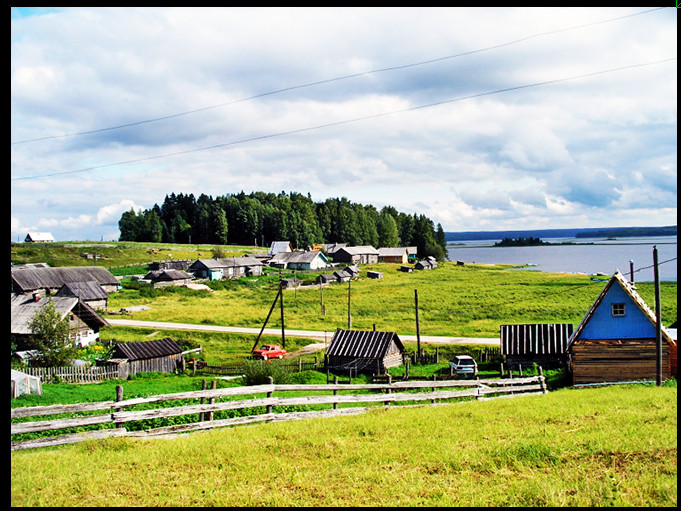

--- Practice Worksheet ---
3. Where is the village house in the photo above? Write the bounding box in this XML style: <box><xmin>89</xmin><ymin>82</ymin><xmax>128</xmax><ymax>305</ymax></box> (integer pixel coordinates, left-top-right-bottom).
<box><xmin>269</xmin><ymin>250</ymin><xmax>329</xmax><ymax>271</ymax></box>
<box><xmin>188</xmin><ymin>256</ymin><xmax>264</xmax><ymax>280</ymax></box>
<box><xmin>378</xmin><ymin>247</ymin><xmax>409</xmax><ymax>264</ymax></box>
<box><xmin>55</xmin><ymin>281</ymin><xmax>110</xmax><ymax>310</ymax></box>
<box><xmin>11</xmin><ymin>266</ymin><xmax>120</xmax><ymax>295</ymax></box>
<box><xmin>325</xmin><ymin>329</ymin><xmax>405</xmax><ymax>375</ymax></box>
<box><xmin>24</xmin><ymin>232</ymin><xmax>55</xmax><ymax>243</ymax></box>
<box><xmin>567</xmin><ymin>271</ymin><xmax>677</xmax><ymax>384</ymax></box>
<box><xmin>143</xmin><ymin>269</ymin><xmax>194</xmax><ymax>287</ymax></box>
<box><xmin>269</xmin><ymin>241</ymin><xmax>293</xmax><ymax>256</ymax></box>
<box><xmin>332</xmin><ymin>246</ymin><xmax>379</xmax><ymax>264</ymax></box>
<box><xmin>415</xmin><ymin>256</ymin><xmax>438</xmax><ymax>270</ymax></box>
<box><xmin>11</xmin><ymin>293</ymin><xmax>109</xmax><ymax>349</ymax></box>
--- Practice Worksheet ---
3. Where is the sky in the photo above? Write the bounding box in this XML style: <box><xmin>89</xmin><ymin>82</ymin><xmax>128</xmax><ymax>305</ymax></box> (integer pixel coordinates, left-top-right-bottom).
<box><xmin>10</xmin><ymin>7</ymin><xmax>677</xmax><ymax>242</ymax></box>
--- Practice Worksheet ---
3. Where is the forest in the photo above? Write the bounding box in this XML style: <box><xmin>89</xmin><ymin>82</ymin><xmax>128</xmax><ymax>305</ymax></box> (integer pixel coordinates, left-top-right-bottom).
<box><xmin>118</xmin><ymin>191</ymin><xmax>448</xmax><ymax>260</ymax></box>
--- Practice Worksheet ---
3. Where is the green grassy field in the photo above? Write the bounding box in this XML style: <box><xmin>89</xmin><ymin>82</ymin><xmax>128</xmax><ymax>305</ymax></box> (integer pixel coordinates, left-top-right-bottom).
<box><xmin>105</xmin><ymin>261</ymin><xmax>677</xmax><ymax>339</ymax></box>
<box><xmin>10</xmin><ymin>384</ymin><xmax>677</xmax><ymax>507</ymax></box>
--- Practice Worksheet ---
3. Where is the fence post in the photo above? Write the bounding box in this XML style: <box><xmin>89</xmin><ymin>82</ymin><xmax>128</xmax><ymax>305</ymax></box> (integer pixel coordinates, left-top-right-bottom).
<box><xmin>333</xmin><ymin>376</ymin><xmax>338</xmax><ymax>410</ymax></box>
<box><xmin>385</xmin><ymin>375</ymin><xmax>392</xmax><ymax>406</ymax></box>
<box><xmin>200</xmin><ymin>379</ymin><xmax>207</xmax><ymax>421</ymax></box>
<box><xmin>298</xmin><ymin>358</ymin><xmax>302</xmax><ymax>372</ymax></box>
<box><xmin>208</xmin><ymin>380</ymin><xmax>217</xmax><ymax>420</ymax></box>
<box><xmin>114</xmin><ymin>385</ymin><xmax>124</xmax><ymax>429</ymax></box>
<box><xmin>266</xmin><ymin>376</ymin><xmax>274</xmax><ymax>414</ymax></box>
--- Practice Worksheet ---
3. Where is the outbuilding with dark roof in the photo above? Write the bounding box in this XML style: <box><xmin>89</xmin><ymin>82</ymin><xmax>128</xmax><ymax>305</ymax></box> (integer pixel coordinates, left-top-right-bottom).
<box><xmin>325</xmin><ymin>329</ymin><xmax>405</xmax><ymax>375</ymax></box>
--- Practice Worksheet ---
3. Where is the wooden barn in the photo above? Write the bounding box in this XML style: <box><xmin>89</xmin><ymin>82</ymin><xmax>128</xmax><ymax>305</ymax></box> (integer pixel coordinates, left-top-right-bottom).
<box><xmin>332</xmin><ymin>246</ymin><xmax>379</xmax><ymax>264</ymax></box>
<box><xmin>55</xmin><ymin>281</ymin><xmax>109</xmax><ymax>310</ymax></box>
<box><xmin>11</xmin><ymin>265</ymin><xmax>120</xmax><ymax>295</ymax></box>
<box><xmin>188</xmin><ymin>256</ymin><xmax>264</xmax><ymax>280</ymax></box>
<box><xmin>567</xmin><ymin>272</ymin><xmax>677</xmax><ymax>384</ymax></box>
<box><xmin>325</xmin><ymin>329</ymin><xmax>405</xmax><ymax>375</ymax></box>
<box><xmin>378</xmin><ymin>247</ymin><xmax>409</xmax><ymax>264</ymax></box>
<box><xmin>143</xmin><ymin>269</ymin><xmax>193</xmax><ymax>287</ymax></box>
<box><xmin>100</xmin><ymin>338</ymin><xmax>184</xmax><ymax>379</ymax></box>
<box><xmin>500</xmin><ymin>323</ymin><xmax>573</xmax><ymax>369</ymax></box>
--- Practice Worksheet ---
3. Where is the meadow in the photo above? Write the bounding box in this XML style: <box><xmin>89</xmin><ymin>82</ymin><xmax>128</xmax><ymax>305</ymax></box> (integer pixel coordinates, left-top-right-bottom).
<box><xmin>10</xmin><ymin>384</ymin><xmax>677</xmax><ymax>507</ymax></box>
<box><xmin>105</xmin><ymin>261</ymin><xmax>677</xmax><ymax>339</ymax></box>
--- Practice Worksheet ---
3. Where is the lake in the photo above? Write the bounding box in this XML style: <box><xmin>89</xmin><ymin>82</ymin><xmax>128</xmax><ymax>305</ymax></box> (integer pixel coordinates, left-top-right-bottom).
<box><xmin>447</xmin><ymin>236</ymin><xmax>677</xmax><ymax>282</ymax></box>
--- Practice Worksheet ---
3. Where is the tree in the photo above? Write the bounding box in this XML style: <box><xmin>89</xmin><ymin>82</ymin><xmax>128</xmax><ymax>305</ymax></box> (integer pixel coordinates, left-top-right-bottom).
<box><xmin>378</xmin><ymin>210</ymin><xmax>400</xmax><ymax>247</ymax></box>
<box><xmin>27</xmin><ymin>299</ymin><xmax>78</xmax><ymax>367</ymax></box>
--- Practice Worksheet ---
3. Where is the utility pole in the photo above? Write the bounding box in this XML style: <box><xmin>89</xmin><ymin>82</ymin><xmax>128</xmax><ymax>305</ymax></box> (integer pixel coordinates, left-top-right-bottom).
<box><xmin>415</xmin><ymin>289</ymin><xmax>421</xmax><ymax>361</ymax></box>
<box><xmin>653</xmin><ymin>246</ymin><xmax>661</xmax><ymax>386</ymax></box>
<box><xmin>629</xmin><ymin>260</ymin><xmax>635</xmax><ymax>284</ymax></box>
<box><xmin>347</xmin><ymin>278</ymin><xmax>352</xmax><ymax>329</ymax></box>
<box><xmin>279</xmin><ymin>279</ymin><xmax>286</xmax><ymax>349</ymax></box>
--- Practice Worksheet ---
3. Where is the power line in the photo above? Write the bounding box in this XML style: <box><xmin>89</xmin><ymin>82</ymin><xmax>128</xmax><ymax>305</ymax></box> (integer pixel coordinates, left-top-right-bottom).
<box><xmin>10</xmin><ymin>7</ymin><xmax>667</xmax><ymax>146</ymax></box>
<box><xmin>11</xmin><ymin>57</ymin><xmax>676</xmax><ymax>182</ymax></box>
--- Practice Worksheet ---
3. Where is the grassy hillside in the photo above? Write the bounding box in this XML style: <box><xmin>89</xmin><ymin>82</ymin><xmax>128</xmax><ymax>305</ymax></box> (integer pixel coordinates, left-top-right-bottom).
<box><xmin>10</xmin><ymin>384</ymin><xmax>677</xmax><ymax>507</ymax></box>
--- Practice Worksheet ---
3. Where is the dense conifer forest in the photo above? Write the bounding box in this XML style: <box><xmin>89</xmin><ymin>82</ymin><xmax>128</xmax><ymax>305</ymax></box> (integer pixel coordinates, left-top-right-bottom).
<box><xmin>118</xmin><ymin>191</ymin><xmax>448</xmax><ymax>260</ymax></box>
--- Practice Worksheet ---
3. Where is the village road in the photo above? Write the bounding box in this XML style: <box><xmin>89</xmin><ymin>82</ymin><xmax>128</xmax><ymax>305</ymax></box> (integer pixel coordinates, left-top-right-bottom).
<box><xmin>106</xmin><ymin>319</ymin><xmax>500</xmax><ymax>346</ymax></box>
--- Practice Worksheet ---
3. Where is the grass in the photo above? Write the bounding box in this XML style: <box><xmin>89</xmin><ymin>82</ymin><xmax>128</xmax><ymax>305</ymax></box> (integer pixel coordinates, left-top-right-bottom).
<box><xmin>10</xmin><ymin>384</ymin><xmax>677</xmax><ymax>507</ymax></box>
<box><xmin>105</xmin><ymin>261</ymin><xmax>677</xmax><ymax>338</ymax></box>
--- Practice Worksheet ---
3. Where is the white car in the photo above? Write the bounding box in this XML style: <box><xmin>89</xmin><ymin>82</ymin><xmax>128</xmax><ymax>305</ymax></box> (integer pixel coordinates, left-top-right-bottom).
<box><xmin>449</xmin><ymin>355</ymin><xmax>478</xmax><ymax>378</ymax></box>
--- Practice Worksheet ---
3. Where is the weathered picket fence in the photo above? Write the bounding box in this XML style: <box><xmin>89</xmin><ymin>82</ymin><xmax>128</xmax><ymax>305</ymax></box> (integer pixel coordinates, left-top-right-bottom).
<box><xmin>11</xmin><ymin>375</ymin><xmax>546</xmax><ymax>451</ymax></box>
<box><xmin>21</xmin><ymin>365</ymin><xmax>121</xmax><ymax>384</ymax></box>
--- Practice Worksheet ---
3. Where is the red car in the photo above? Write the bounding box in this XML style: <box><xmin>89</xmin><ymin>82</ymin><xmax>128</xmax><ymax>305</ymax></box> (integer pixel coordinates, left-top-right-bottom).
<box><xmin>252</xmin><ymin>344</ymin><xmax>287</xmax><ymax>360</ymax></box>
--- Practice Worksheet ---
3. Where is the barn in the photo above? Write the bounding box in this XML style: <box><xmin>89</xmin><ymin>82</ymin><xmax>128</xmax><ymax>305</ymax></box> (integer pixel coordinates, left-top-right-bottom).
<box><xmin>325</xmin><ymin>329</ymin><xmax>405</xmax><ymax>375</ymax></box>
<box><xmin>143</xmin><ymin>269</ymin><xmax>193</xmax><ymax>287</ymax></box>
<box><xmin>567</xmin><ymin>271</ymin><xmax>677</xmax><ymax>384</ymax></box>
<box><xmin>11</xmin><ymin>266</ymin><xmax>120</xmax><ymax>295</ymax></box>
<box><xmin>500</xmin><ymin>323</ymin><xmax>573</xmax><ymax>369</ymax></box>
<box><xmin>332</xmin><ymin>246</ymin><xmax>379</xmax><ymax>264</ymax></box>
<box><xmin>55</xmin><ymin>281</ymin><xmax>109</xmax><ymax>310</ymax></box>
<box><xmin>101</xmin><ymin>338</ymin><xmax>184</xmax><ymax>379</ymax></box>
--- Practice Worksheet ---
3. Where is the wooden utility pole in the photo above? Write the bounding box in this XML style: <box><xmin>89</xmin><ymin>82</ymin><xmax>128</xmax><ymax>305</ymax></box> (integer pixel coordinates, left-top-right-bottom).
<box><xmin>415</xmin><ymin>289</ymin><xmax>421</xmax><ymax>361</ymax></box>
<box><xmin>279</xmin><ymin>280</ymin><xmax>286</xmax><ymax>349</ymax></box>
<box><xmin>653</xmin><ymin>246</ymin><xmax>661</xmax><ymax>386</ymax></box>
<box><xmin>251</xmin><ymin>283</ymin><xmax>284</xmax><ymax>352</ymax></box>
<box><xmin>629</xmin><ymin>260</ymin><xmax>635</xmax><ymax>284</ymax></box>
<box><xmin>347</xmin><ymin>278</ymin><xmax>352</xmax><ymax>329</ymax></box>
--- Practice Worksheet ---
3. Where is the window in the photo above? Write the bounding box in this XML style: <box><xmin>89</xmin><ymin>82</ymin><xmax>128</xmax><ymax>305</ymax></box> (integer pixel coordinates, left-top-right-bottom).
<box><xmin>611</xmin><ymin>303</ymin><xmax>626</xmax><ymax>317</ymax></box>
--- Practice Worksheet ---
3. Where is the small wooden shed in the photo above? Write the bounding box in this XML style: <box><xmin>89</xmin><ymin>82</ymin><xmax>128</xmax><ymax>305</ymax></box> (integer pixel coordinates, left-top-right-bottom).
<box><xmin>567</xmin><ymin>272</ymin><xmax>677</xmax><ymax>384</ymax></box>
<box><xmin>101</xmin><ymin>338</ymin><xmax>184</xmax><ymax>379</ymax></box>
<box><xmin>500</xmin><ymin>323</ymin><xmax>573</xmax><ymax>369</ymax></box>
<box><xmin>325</xmin><ymin>329</ymin><xmax>405</xmax><ymax>375</ymax></box>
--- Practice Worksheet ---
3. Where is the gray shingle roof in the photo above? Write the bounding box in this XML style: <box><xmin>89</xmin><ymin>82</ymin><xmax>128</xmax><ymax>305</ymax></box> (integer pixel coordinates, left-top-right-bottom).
<box><xmin>111</xmin><ymin>338</ymin><xmax>183</xmax><ymax>361</ymax></box>
<box><xmin>11</xmin><ymin>266</ymin><xmax>119</xmax><ymax>292</ymax></box>
<box><xmin>326</xmin><ymin>329</ymin><xmax>404</xmax><ymax>359</ymax></box>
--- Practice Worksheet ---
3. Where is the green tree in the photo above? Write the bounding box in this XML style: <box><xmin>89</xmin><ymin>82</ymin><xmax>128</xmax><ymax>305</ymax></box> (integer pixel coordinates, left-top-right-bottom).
<box><xmin>27</xmin><ymin>299</ymin><xmax>78</xmax><ymax>367</ymax></box>
<box><xmin>377</xmin><ymin>210</ymin><xmax>400</xmax><ymax>247</ymax></box>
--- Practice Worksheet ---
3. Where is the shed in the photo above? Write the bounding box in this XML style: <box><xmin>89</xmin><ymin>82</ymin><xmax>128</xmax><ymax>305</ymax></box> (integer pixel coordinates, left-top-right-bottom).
<box><xmin>11</xmin><ymin>369</ymin><xmax>42</xmax><ymax>398</ymax></box>
<box><xmin>102</xmin><ymin>338</ymin><xmax>184</xmax><ymax>378</ymax></box>
<box><xmin>567</xmin><ymin>272</ymin><xmax>677</xmax><ymax>384</ymax></box>
<box><xmin>316</xmin><ymin>273</ymin><xmax>338</xmax><ymax>285</ymax></box>
<box><xmin>500</xmin><ymin>323</ymin><xmax>573</xmax><ymax>369</ymax></box>
<box><xmin>188</xmin><ymin>257</ymin><xmax>264</xmax><ymax>280</ymax></box>
<box><xmin>326</xmin><ymin>329</ymin><xmax>405</xmax><ymax>375</ymax></box>
<box><xmin>24</xmin><ymin>232</ymin><xmax>55</xmax><ymax>243</ymax></box>
<box><xmin>367</xmin><ymin>271</ymin><xmax>383</xmax><ymax>279</ymax></box>
<box><xmin>415</xmin><ymin>256</ymin><xmax>438</xmax><ymax>270</ymax></box>
<box><xmin>269</xmin><ymin>250</ymin><xmax>329</xmax><ymax>270</ymax></box>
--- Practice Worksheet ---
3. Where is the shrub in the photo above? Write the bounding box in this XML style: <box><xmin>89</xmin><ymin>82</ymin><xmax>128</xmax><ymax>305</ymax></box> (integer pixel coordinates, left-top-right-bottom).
<box><xmin>241</xmin><ymin>360</ymin><xmax>292</xmax><ymax>385</ymax></box>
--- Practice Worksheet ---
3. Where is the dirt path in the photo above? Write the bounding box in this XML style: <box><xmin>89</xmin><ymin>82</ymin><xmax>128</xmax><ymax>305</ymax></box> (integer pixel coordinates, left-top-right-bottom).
<box><xmin>106</xmin><ymin>319</ymin><xmax>500</xmax><ymax>350</ymax></box>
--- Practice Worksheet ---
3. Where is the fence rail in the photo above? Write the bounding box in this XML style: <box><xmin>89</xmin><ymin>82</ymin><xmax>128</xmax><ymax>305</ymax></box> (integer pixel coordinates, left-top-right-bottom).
<box><xmin>11</xmin><ymin>375</ymin><xmax>546</xmax><ymax>451</ymax></box>
<box><xmin>21</xmin><ymin>365</ymin><xmax>121</xmax><ymax>384</ymax></box>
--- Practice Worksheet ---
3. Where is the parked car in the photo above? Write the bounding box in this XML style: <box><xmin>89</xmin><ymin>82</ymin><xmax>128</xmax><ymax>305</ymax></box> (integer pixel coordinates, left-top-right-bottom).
<box><xmin>252</xmin><ymin>344</ymin><xmax>287</xmax><ymax>360</ymax></box>
<box><xmin>449</xmin><ymin>355</ymin><xmax>478</xmax><ymax>378</ymax></box>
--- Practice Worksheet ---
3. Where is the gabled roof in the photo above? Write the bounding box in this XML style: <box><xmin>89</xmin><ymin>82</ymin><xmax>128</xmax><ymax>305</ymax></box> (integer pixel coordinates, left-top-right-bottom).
<box><xmin>144</xmin><ymin>269</ymin><xmax>193</xmax><ymax>282</ymax></box>
<box><xmin>11</xmin><ymin>266</ymin><xmax>119</xmax><ymax>292</ymax></box>
<box><xmin>25</xmin><ymin>232</ymin><xmax>55</xmax><ymax>242</ymax></box>
<box><xmin>271</xmin><ymin>250</ymin><xmax>328</xmax><ymax>265</ymax></box>
<box><xmin>378</xmin><ymin>247</ymin><xmax>408</xmax><ymax>257</ymax></box>
<box><xmin>327</xmin><ymin>329</ymin><xmax>405</xmax><ymax>359</ymax></box>
<box><xmin>567</xmin><ymin>271</ymin><xmax>675</xmax><ymax>347</ymax></box>
<box><xmin>337</xmin><ymin>246</ymin><xmax>379</xmax><ymax>255</ymax></box>
<box><xmin>190</xmin><ymin>256</ymin><xmax>264</xmax><ymax>270</ymax></box>
<box><xmin>56</xmin><ymin>281</ymin><xmax>109</xmax><ymax>301</ymax></box>
<box><xmin>111</xmin><ymin>338</ymin><xmax>183</xmax><ymax>361</ymax></box>
<box><xmin>269</xmin><ymin>241</ymin><xmax>293</xmax><ymax>255</ymax></box>
<box><xmin>11</xmin><ymin>294</ymin><xmax>109</xmax><ymax>335</ymax></box>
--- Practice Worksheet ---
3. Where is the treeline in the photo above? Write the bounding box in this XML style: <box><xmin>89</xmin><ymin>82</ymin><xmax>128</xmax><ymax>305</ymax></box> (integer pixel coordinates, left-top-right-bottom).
<box><xmin>119</xmin><ymin>191</ymin><xmax>448</xmax><ymax>260</ymax></box>
<box><xmin>493</xmin><ymin>237</ymin><xmax>549</xmax><ymax>247</ymax></box>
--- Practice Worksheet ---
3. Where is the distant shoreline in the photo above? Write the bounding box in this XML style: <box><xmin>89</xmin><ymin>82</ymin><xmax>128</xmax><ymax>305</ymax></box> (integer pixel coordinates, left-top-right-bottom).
<box><xmin>446</xmin><ymin>226</ymin><xmax>676</xmax><ymax>243</ymax></box>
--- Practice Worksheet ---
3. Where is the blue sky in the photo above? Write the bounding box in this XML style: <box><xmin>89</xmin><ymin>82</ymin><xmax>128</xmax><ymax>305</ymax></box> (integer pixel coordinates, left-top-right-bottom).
<box><xmin>11</xmin><ymin>7</ymin><xmax>677</xmax><ymax>241</ymax></box>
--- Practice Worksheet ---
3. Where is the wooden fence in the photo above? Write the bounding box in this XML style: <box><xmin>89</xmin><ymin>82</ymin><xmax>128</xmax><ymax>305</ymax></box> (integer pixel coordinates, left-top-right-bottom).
<box><xmin>21</xmin><ymin>365</ymin><xmax>121</xmax><ymax>384</ymax></box>
<box><xmin>11</xmin><ymin>375</ymin><xmax>546</xmax><ymax>451</ymax></box>
<box><xmin>190</xmin><ymin>357</ymin><xmax>321</xmax><ymax>376</ymax></box>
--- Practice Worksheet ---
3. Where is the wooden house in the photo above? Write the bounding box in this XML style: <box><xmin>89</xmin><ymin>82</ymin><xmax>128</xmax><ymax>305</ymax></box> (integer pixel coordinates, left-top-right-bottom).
<box><xmin>143</xmin><ymin>269</ymin><xmax>193</xmax><ymax>287</ymax></box>
<box><xmin>11</xmin><ymin>293</ymin><xmax>109</xmax><ymax>349</ymax></box>
<box><xmin>11</xmin><ymin>266</ymin><xmax>120</xmax><ymax>295</ymax></box>
<box><xmin>325</xmin><ymin>329</ymin><xmax>405</xmax><ymax>375</ymax></box>
<box><xmin>24</xmin><ymin>232</ymin><xmax>54</xmax><ymax>243</ymax></box>
<box><xmin>269</xmin><ymin>241</ymin><xmax>293</xmax><ymax>256</ymax></box>
<box><xmin>567</xmin><ymin>272</ymin><xmax>677</xmax><ymax>384</ymax></box>
<box><xmin>269</xmin><ymin>250</ymin><xmax>329</xmax><ymax>270</ymax></box>
<box><xmin>55</xmin><ymin>281</ymin><xmax>109</xmax><ymax>310</ymax></box>
<box><xmin>188</xmin><ymin>256</ymin><xmax>264</xmax><ymax>280</ymax></box>
<box><xmin>316</xmin><ymin>273</ymin><xmax>339</xmax><ymax>285</ymax></box>
<box><xmin>500</xmin><ymin>323</ymin><xmax>573</xmax><ymax>369</ymax></box>
<box><xmin>332</xmin><ymin>246</ymin><xmax>379</xmax><ymax>264</ymax></box>
<box><xmin>101</xmin><ymin>338</ymin><xmax>184</xmax><ymax>379</ymax></box>
<box><xmin>378</xmin><ymin>247</ymin><xmax>409</xmax><ymax>264</ymax></box>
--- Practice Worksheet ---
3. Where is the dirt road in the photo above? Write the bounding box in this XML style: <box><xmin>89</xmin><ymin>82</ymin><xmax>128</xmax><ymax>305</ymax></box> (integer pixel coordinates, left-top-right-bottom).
<box><xmin>106</xmin><ymin>318</ymin><xmax>499</xmax><ymax>346</ymax></box>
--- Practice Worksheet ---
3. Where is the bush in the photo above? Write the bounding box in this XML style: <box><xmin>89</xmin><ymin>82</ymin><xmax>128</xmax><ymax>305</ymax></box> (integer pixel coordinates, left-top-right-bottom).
<box><xmin>241</xmin><ymin>360</ymin><xmax>292</xmax><ymax>385</ymax></box>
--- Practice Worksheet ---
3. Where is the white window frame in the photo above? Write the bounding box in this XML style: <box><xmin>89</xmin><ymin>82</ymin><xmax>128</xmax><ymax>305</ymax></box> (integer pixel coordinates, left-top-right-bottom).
<box><xmin>611</xmin><ymin>303</ymin><xmax>626</xmax><ymax>317</ymax></box>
